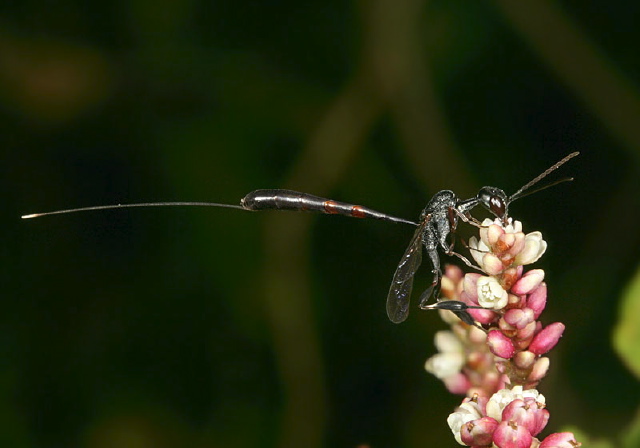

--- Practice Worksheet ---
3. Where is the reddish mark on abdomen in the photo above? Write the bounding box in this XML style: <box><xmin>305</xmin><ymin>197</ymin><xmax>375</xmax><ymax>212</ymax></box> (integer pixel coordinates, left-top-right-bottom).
<box><xmin>323</xmin><ymin>200</ymin><xmax>340</xmax><ymax>214</ymax></box>
<box><xmin>350</xmin><ymin>205</ymin><xmax>367</xmax><ymax>218</ymax></box>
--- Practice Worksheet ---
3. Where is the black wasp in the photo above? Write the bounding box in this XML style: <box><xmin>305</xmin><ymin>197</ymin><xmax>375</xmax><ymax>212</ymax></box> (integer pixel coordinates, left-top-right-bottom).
<box><xmin>22</xmin><ymin>152</ymin><xmax>579</xmax><ymax>324</ymax></box>
<box><xmin>383</xmin><ymin>151</ymin><xmax>579</xmax><ymax>323</ymax></box>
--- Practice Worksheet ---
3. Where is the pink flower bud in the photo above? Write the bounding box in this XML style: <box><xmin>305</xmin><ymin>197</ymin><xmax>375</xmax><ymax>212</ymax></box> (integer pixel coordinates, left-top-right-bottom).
<box><xmin>539</xmin><ymin>432</ymin><xmax>581</xmax><ymax>447</ymax></box>
<box><xmin>530</xmin><ymin>323</ymin><xmax>565</xmax><ymax>355</ymax></box>
<box><xmin>498</xmin><ymin>374</ymin><xmax>510</xmax><ymax>390</ymax></box>
<box><xmin>468</xmin><ymin>307</ymin><xmax>498</xmax><ymax>325</ymax></box>
<box><xmin>501</xmin><ymin>401</ymin><xmax>533</xmax><ymax>433</ymax></box>
<box><xmin>530</xmin><ymin>403</ymin><xmax>550</xmax><ymax>436</ymax></box>
<box><xmin>461</xmin><ymin>394</ymin><xmax>489</xmax><ymax>414</ymax></box>
<box><xmin>460</xmin><ymin>417</ymin><xmax>498</xmax><ymax>446</ymax></box>
<box><xmin>493</xmin><ymin>420</ymin><xmax>533</xmax><ymax>448</ymax></box>
<box><xmin>444</xmin><ymin>264</ymin><xmax>464</xmax><ymax>283</ymax></box>
<box><xmin>499</xmin><ymin>317</ymin><xmax>516</xmax><ymax>334</ymax></box>
<box><xmin>498</xmin><ymin>232</ymin><xmax>517</xmax><ymax>254</ymax></box>
<box><xmin>447</xmin><ymin>402</ymin><xmax>483</xmax><ymax>445</ymax></box>
<box><xmin>510</xmin><ymin>232</ymin><xmax>526</xmax><ymax>255</ymax></box>
<box><xmin>515</xmin><ymin>321</ymin><xmax>537</xmax><ymax>342</ymax></box>
<box><xmin>468</xmin><ymin>326</ymin><xmax>488</xmax><ymax>344</ymax></box>
<box><xmin>513</xmin><ymin>350</ymin><xmax>536</xmax><ymax>370</ymax></box>
<box><xmin>486</xmin><ymin>223</ymin><xmax>505</xmax><ymax>246</ymax></box>
<box><xmin>483</xmin><ymin>253</ymin><xmax>506</xmax><ymax>275</ymax></box>
<box><xmin>444</xmin><ymin>372</ymin><xmax>472</xmax><ymax>395</ymax></box>
<box><xmin>495</xmin><ymin>362</ymin><xmax>508</xmax><ymax>374</ymax></box>
<box><xmin>463</xmin><ymin>273</ymin><xmax>481</xmax><ymax>299</ymax></box>
<box><xmin>502</xmin><ymin>399</ymin><xmax>549</xmax><ymax>437</ymax></box>
<box><xmin>504</xmin><ymin>309</ymin><xmax>524</xmax><ymax>326</ymax></box>
<box><xmin>481</xmin><ymin>372</ymin><xmax>502</xmax><ymax>394</ymax></box>
<box><xmin>512</xmin><ymin>269</ymin><xmax>545</xmax><ymax>295</ymax></box>
<box><xmin>487</xmin><ymin>330</ymin><xmax>516</xmax><ymax>359</ymax></box>
<box><xmin>439</xmin><ymin>277</ymin><xmax>457</xmax><ymax>299</ymax></box>
<box><xmin>504</xmin><ymin>308</ymin><xmax>534</xmax><ymax>329</ymax></box>
<box><xmin>528</xmin><ymin>357</ymin><xmax>550</xmax><ymax>382</ymax></box>
<box><xmin>526</xmin><ymin>283</ymin><xmax>547</xmax><ymax>318</ymax></box>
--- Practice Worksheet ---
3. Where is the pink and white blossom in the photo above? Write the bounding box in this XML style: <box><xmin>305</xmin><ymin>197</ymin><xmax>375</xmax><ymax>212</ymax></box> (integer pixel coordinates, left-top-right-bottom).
<box><xmin>424</xmin><ymin>214</ymin><xmax>577</xmax><ymax>447</ymax></box>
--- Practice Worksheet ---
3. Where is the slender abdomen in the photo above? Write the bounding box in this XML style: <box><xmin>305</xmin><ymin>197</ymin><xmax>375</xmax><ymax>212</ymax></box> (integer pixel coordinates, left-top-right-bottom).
<box><xmin>241</xmin><ymin>189</ymin><xmax>416</xmax><ymax>225</ymax></box>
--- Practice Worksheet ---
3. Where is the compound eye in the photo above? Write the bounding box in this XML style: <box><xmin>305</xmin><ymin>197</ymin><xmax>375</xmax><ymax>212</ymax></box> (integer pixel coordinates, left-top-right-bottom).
<box><xmin>490</xmin><ymin>196</ymin><xmax>506</xmax><ymax>218</ymax></box>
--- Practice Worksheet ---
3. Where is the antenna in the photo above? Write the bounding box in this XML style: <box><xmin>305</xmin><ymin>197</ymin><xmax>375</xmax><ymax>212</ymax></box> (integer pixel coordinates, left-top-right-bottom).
<box><xmin>509</xmin><ymin>151</ymin><xmax>580</xmax><ymax>204</ymax></box>
<box><xmin>22</xmin><ymin>202</ymin><xmax>245</xmax><ymax>219</ymax></box>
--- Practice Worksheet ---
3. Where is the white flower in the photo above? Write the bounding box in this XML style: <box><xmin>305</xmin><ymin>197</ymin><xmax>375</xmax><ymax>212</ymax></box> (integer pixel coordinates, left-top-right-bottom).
<box><xmin>477</xmin><ymin>218</ymin><xmax>498</xmax><ymax>246</ymax></box>
<box><xmin>503</xmin><ymin>218</ymin><xmax>522</xmax><ymax>234</ymax></box>
<box><xmin>522</xmin><ymin>387</ymin><xmax>546</xmax><ymax>405</ymax></box>
<box><xmin>448</xmin><ymin>402</ymin><xmax>483</xmax><ymax>445</ymax></box>
<box><xmin>434</xmin><ymin>330</ymin><xmax>462</xmax><ymax>352</ymax></box>
<box><xmin>476</xmin><ymin>276</ymin><xmax>508</xmax><ymax>310</ymax></box>
<box><xmin>486</xmin><ymin>386</ymin><xmax>521</xmax><ymax>420</ymax></box>
<box><xmin>486</xmin><ymin>386</ymin><xmax>546</xmax><ymax>421</ymax></box>
<box><xmin>468</xmin><ymin>236</ymin><xmax>505</xmax><ymax>275</ymax></box>
<box><xmin>425</xmin><ymin>331</ymin><xmax>465</xmax><ymax>379</ymax></box>
<box><xmin>514</xmin><ymin>231</ymin><xmax>547</xmax><ymax>265</ymax></box>
<box><xmin>468</xmin><ymin>235</ymin><xmax>489</xmax><ymax>267</ymax></box>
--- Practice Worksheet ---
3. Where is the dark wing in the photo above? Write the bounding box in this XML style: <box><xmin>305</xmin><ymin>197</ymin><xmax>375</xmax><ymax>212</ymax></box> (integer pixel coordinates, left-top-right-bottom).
<box><xmin>386</xmin><ymin>219</ymin><xmax>427</xmax><ymax>323</ymax></box>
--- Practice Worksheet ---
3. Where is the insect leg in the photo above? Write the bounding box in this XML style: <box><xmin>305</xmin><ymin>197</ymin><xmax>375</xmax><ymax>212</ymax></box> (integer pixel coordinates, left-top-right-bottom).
<box><xmin>421</xmin><ymin>301</ymin><xmax>486</xmax><ymax>330</ymax></box>
<box><xmin>418</xmin><ymin>239</ymin><xmax>442</xmax><ymax>308</ymax></box>
<box><xmin>448</xmin><ymin>250</ymin><xmax>483</xmax><ymax>272</ymax></box>
<box><xmin>439</xmin><ymin>207</ymin><xmax>481</xmax><ymax>276</ymax></box>
<box><xmin>453</xmin><ymin>208</ymin><xmax>485</xmax><ymax>228</ymax></box>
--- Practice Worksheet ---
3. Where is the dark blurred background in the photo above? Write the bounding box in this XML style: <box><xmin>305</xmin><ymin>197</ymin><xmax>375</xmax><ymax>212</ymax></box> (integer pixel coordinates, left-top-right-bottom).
<box><xmin>1</xmin><ymin>0</ymin><xmax>639</xmax><ymax>447</ymax></box>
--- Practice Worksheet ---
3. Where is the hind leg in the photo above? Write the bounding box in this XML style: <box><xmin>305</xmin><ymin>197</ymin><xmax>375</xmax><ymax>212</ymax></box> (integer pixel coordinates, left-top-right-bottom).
<box><xmin>418</xmin><ymin>246</ymin><xmax>442</xmax><ymax>308</ymax></box>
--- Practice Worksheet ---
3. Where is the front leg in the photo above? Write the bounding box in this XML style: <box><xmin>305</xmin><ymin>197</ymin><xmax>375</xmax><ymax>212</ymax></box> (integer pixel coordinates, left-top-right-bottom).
<box><xmin>443</xmin><ymin>207</ymin><xmax>483</xmax><ymax>272</ymax></box>
<box><xmin>453</xmin><ymin>209</ymin><xmax>484</xmax><ymax>228</ymax></box>
<box><xmin>442</xmin><ymin>207</ymin><xmax>484</xmax><ymax>253</ymax></box>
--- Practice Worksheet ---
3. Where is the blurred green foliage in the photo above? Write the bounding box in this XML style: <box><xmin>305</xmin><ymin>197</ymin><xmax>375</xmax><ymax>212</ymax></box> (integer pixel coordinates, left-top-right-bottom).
<box><xmin>614</xmin><ymin>263</ymin><xmax>640</xmax><ymax>380</ymax></box>
<box><xmin>1</xmin><ymin>0</ymin><xmax>639</xmax><ymax>447</ymax></box>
